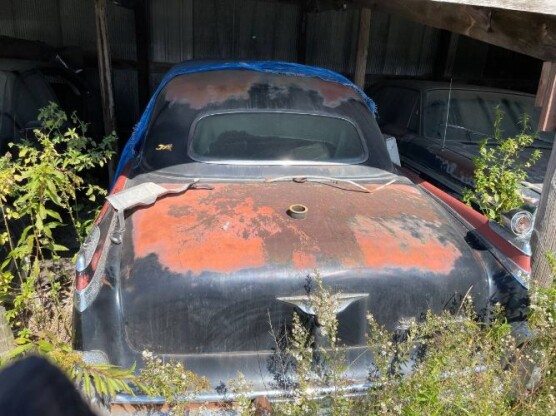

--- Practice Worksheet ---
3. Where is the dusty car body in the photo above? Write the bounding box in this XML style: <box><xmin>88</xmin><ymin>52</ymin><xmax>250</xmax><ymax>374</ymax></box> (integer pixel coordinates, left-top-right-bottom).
<box><xmin>369</xmin><ymin>80</ymin><xmax>554</xmax><ymax>256</ymax></box>
<box><xmin>73</xmin><ymin>62</ymin><xmax>528</xmax><ymax>410</ymax></box>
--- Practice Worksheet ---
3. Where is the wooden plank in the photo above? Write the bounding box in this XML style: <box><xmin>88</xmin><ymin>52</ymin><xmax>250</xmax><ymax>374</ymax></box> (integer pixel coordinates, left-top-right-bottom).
<box><xmin>94</xmin><ymin>0</ymin><xmax>116</xmax><ymax>138</ymax></box>
<box><xmin>426</xmin><ymin>0</ymin><xmax>556</xmax><ymax>15</ymax></box>
<box><xmin>538</xmin><ymin>62</ymin><xmax>556</xmax><ymax>132</ymax></box>
<box><xmin>532</xmin><ymin>133</ymin><xmax>556</xmax><ymax>287</ymax></box>
<box><xmin>532</xmin><ymin>62</ymin><xmax>556</xmax><ymax>287</ymax></box>
<box><xmin>354</xmin><ymin>8</ymin><xmax>371</xmax><ymax>88</ymax></box>
<box><xmin>95</xmin><ymin>0</ymin><xmax>117</xmax><ymax>182</ymax></box>
<box><xmin>536</xmin><ymin>61</ymin><xmax>554</xmax><ymax>107</ymax></box>
<box><xmin>356</xmin><ymin>0</ymin><xmax>556</xmax><ymax>61</ymax></box>
<box><xmin>134</xmin><ymin>0</ymin><xmax>150</xmax><ymax>110</ymax></box>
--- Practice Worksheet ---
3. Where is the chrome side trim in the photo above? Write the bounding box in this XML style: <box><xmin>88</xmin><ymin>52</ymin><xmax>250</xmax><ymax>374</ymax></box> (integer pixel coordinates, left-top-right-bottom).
<box><xmin>74</xmin><ymin>214</ymin><xmax>117</xmax><ymax>312</ymax></box>
<box><xmin>112</xmin><ymin>365</ymin><xmax>489</xmax><ymax>406</ymax></box>
<box><xmin>113</xmin><ymin>382</ymin><xmax>376</xmax><ymax>405</ymax></box>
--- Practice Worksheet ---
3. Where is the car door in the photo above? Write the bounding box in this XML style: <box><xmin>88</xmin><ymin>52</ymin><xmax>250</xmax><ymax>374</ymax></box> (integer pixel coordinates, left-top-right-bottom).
<box><xmin>403</xmin><ymin>88</ymin><xmax>477</xmax><ymax>197</ymax></box>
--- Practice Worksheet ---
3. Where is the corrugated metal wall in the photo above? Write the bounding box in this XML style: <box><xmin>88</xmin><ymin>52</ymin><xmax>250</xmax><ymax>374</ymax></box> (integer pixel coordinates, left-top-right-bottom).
<box><xmin>1</xmin><ymin>0</ymin><xmax>536</xmax><ymax>131</ymax></box>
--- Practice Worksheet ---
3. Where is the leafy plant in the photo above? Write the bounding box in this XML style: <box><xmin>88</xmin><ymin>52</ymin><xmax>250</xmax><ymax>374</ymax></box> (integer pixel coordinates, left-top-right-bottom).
<box><xmin>138</xmin><ymin>350</ymin><xmax>210</xmax><ymax>415</ymax></box>
<box><xmin>0</xmin><ymin>102</ymin><xmax>115</xmax><ymax>328</ymax></box>
<box><xmin>0</xmin><ymin>103</ymin><xmax>133</xmax><ymax>401</ymax></box>
<box><xmin>463</xmin><ymin>107</ymin><xmax>542</xmax><ymax>221</ymax></box>
<box><xmin>2</xmin><ymin>333</ymin><xmax>137</xmax><ymax>398</ymax></box>
<box><xmin>274</xmin><ymin>273</ymin><xmax>355</xmax><ymax>416</ymax></box>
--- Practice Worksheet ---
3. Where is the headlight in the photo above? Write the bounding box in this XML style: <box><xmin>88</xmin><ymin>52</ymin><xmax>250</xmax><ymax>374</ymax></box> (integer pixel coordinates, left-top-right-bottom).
<box><xmin>501</xmin><ymin>210</ymin><xmax>533</xmax><ymax>237</ymax></box>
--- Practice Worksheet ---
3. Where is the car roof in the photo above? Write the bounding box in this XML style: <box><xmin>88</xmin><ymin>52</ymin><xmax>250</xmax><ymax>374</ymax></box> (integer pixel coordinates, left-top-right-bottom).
<box><xmin>373</xmin><ymin>79</ymin><xmax>534</xmax><ymax>98</ymax></box>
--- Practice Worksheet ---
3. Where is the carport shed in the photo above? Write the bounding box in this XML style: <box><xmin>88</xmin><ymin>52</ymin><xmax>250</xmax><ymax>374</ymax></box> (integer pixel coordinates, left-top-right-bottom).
<box><xmin>1</xmin><ymin>0</ymin><xmax>556</xmax><ymax>284</ymax></box>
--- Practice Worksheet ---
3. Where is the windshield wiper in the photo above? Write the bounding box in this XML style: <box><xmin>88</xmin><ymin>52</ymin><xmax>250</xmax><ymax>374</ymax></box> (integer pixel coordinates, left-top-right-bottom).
<box><xmin>264</xmin><ymin>175</ymin><xmax>396</xmax><ymax>194</ymax></box>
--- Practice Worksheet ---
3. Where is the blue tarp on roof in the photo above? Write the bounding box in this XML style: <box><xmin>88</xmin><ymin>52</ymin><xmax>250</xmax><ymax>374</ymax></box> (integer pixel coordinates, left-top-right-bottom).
<box><xmin>114</xmin><ymin>61</ymin><xmax>377</xmax><ymax>182</ymax></box>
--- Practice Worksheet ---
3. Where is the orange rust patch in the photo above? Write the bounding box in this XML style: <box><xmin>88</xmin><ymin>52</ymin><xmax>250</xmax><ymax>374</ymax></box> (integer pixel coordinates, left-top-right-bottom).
<box><xmin>162</xmin><ymin>70</ymin><xmax>362</xmax><ymax>110</ymax></box>
<box><xmin>164</xmin><ymin>71</ymin><xmax>258</xmax><ymax>109</ymax></box>
<box><xmin>130</xmin><ymin>182</ymin><xmax>463</xmax><ymax>275</ymax></box>
<box><xmin>292</xmin><ymin>251</ymin><xmax>318</xmax><ymax>269</ymax></box>
<box><xmin>351</xmin><ymin>216</ymin><xmax>461</xmax><ymax>274</ymax></box>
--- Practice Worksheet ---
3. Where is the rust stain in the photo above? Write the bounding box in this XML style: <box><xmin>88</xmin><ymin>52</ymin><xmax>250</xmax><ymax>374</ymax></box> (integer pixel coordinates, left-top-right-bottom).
<box><xmin>292</xmin><ymin>251</ymin><xmax>318</xmax><ymax>269</ymax></box>
<box><xmin>164</xmin><ymin>71</ymin><xmax>257</xmax><ymax>109</ymax></box>
<box><xmin>352</xmin><ymin>216</ymin><xmax>460</xmax><ymax>274</ymax></box>
<box><xmin>436</xmin><ymin>150</ymin><xmax>474</xmax><ymax>186</ymax></box>
<box><xmin>131</xmin><ymin>182</ymin><xmax>463</xmax><ymax>275</ymax></box>
<box><xmin>163</xmin><ymin>70</ymin><xmax>361</xmax><ymax>110</ymax></box>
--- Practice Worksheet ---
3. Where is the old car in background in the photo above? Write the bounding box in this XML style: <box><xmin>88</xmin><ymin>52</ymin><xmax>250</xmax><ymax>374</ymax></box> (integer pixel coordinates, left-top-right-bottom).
<box><xmin>369</xmin><ymin>80</ymin><xmax>553</xmax><ymax>256</ymax></box>
<box><xmin>0</xmin><ymin>58</ymin><xmax>96</xmax><ymax>154</ymax></box>
<box><xmin>73</xmin><ymin>62</ymin><xmax>528</xmax><ymax>410</ymax></box>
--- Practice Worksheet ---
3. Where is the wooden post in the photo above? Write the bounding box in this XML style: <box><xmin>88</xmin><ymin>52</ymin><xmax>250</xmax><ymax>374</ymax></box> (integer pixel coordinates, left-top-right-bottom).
<box><xmin>536</xmin><ymin>62</ymin><xmax>556</xmax><ymax>132</ymax></box>
<box><xmin>95</xmin><ymin>0</ymin><xmax>117</xmax><ymax>183</ymax></box>
<box><xmin>531</xmin><ymin>62</ymin><xmax>556</xmax><ymax>288</ymax></box>
<box><xmin>354</xmin><ymin>8</ymin><xmax>371</xmax><ymax>89</ymax></box>
<box><xmin>134</xmin><ymin>0</ymin><xmax>150</xmax><ymax>111</ymax></box>
<box><xmin>94</xmin><ymin>0</ymin><xmax>116</xmax><ymax>140</ymax></box>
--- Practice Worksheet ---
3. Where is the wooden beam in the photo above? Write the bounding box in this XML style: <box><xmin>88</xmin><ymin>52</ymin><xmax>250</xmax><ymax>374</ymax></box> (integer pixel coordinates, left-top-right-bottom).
<box><xmin>531</xmin><ymin>62</ymin><xmax>556</xmax><ymax>287</ymax></box>
<box><xmin>536</xmin><ymin>62</ymin><xmax>556</xmax><ymax>132</ymax></box>
<box><xmin>531</xmin><ymin>133</ymin><xmax>556</xmax><ymax>287</ymax></box>
<box><xmin>425</xmin><ymin>0</ymin><xmax>556</xmax><ymax>15</ymax></box>
<box><xmin>94</xmin><ymin>0</ymin><xmax>116</xmax><ymax>138</ymax></box>
<box><xmin>355</xmin><ymin>0</ymin><xmax>556</xmax><ymax>61</ymax></box>
<box><xmin>354</xmin><ymin>8</ymin><xmax>371</xmax><ymax>88</ymax></box>
<box><xmin>134</xmin><ymin>0</ymin><xmax>150</xmax><ymax>110</ymax></box>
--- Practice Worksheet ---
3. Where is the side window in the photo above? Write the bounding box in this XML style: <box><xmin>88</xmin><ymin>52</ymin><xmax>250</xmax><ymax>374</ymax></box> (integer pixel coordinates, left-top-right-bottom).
<box><xmin>372</xmin><ymin>86</ymin><xmax>419</xmax><ymax>132</ymax></box>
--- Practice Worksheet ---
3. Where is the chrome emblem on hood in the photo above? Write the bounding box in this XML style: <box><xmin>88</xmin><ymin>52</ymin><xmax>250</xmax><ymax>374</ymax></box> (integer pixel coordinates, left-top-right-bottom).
<box><xmin>276</xmin><ymin>293</ymin><xmax>368</xmax><ymax>315</ymax></box>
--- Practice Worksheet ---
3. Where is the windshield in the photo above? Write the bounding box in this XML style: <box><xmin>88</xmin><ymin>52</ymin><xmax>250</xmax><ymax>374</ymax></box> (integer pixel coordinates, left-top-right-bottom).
<box><xmin>189</xmin><ymin>111</ymin><xmax>366</xmax><ymax>164</ymax></box>
<box><xmin>423</xmin><ymin>89</ymin><xmax>554</xmax><ymax>144</ymax></box>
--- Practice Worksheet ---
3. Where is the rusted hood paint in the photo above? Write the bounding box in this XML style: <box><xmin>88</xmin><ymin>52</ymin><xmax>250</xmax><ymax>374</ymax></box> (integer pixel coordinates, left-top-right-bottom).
<box><xmin>129</xmin><ymin>182</ymin><xmax>467</xmax><ymax>276</ymax></box>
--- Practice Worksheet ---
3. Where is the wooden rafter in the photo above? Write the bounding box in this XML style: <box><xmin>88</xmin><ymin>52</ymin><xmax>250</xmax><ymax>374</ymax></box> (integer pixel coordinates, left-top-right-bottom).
<box><xmin>349</xmin><ymin>0</ymin><xmax>556</xmax><ymax>61</ymax></box>
<box><xmin>424</xmin><ymin>0</ymin><xmax>556</xmax><ymax>15</ymax></box>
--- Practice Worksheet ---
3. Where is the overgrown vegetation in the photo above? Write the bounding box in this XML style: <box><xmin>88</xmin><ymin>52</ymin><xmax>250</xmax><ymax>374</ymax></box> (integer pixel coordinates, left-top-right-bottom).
<box><xmin>257</xmin><ymin>271</ymin><xmax>553</xmax><ymax>416</ymax></box>
<box><xmin>463</xmin><ymin>107</ymin><xmax>542</xmax><ymax>221</ymax></box>
<box><xmin>138</xmin><ymin>350</ymin><xmax>210</xmax><ymax>414</ymax></box>
<box><xmin>0</xmin><ymin>103</ymin><xmax>137</xmax><ymax>397</ymax></box>
<box><xmin>0</xmin><ymin>105</ymin><xmax>554</xmax><ymax>415</ymax></box>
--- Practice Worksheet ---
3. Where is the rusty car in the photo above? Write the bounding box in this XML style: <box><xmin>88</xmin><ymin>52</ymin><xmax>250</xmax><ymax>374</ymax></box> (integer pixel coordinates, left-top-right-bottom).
<box><xmin>369</xmin><ymin>80</ymin><xmax>554</xmax><ymax>257</ymax></box>
<box><xmin>73</xmin><ymin>62</ymin><xmax>529</xmax><ymax>410</ymax></box>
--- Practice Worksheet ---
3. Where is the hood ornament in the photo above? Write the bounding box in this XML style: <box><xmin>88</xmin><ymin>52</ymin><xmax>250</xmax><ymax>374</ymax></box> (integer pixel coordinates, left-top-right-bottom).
<box><xmin>277</xmin><ymin>293</ymin><xmax>368</xmax><ymax>316</ymax></box>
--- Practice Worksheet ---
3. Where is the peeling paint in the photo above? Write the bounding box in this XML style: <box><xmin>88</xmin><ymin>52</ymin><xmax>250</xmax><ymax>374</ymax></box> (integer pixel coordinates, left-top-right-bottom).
<box><xmin>130</xmin><ymin>182</ymin><xmax>463</xmax><ymax>275</ymax></box>
<box><xmin>163</xmin><ymin>70</ymin><xmax>361</xmax><ymax>110</ymax></box>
